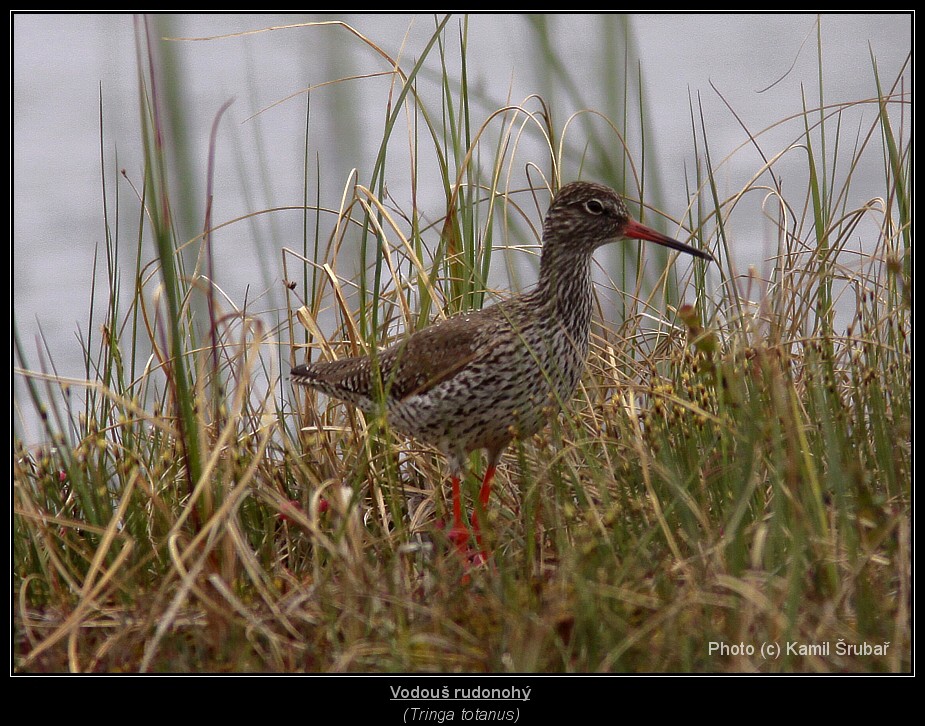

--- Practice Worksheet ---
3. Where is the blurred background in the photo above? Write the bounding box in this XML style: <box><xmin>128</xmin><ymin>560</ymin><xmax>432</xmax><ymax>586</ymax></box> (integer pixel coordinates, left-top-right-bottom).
<box><xmin>12</xmin><ymin>13</ymin><xmax>911</xmax><ymax>443</ymax></box>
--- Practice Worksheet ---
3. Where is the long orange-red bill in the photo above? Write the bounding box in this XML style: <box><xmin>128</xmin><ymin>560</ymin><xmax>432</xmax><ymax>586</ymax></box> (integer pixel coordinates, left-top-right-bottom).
<box><xmin>623</xmin><ymin>218</ymin><xmax>714</xmax><ymax>262</ymax></box>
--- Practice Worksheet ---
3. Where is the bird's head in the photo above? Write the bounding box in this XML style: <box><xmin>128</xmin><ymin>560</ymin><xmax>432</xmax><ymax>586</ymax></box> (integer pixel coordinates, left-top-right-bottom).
<box><xmin>543</xmin><ymin>181</ymin><xmax>713</xmax><ymax>262</ymax></box>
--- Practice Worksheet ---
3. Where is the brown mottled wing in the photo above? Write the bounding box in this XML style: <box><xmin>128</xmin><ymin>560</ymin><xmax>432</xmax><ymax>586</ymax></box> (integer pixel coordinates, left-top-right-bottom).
<box><xmin>292</xmin><ymin>310</ymin><xmax>489</xmax><ymax>402</ymax></box>
<box><xmin>383</xmin><ymin>313</ymin><xmax>483</xmax><ymax>399</ymax></box>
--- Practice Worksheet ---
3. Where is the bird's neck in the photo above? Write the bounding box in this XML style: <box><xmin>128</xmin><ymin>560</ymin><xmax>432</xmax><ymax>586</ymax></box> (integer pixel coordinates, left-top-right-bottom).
<box><xmin>534</xmin><ymin>250</ymin><xmax>595</xmax><ymax>342</ymax></box>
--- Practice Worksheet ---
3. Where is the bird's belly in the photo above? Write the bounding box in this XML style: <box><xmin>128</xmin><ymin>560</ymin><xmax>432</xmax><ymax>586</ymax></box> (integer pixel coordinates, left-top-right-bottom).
<box><xmin>387</xmin><ymin>332</ymin><xmax>585</xmax><ymax>450</ymax></box>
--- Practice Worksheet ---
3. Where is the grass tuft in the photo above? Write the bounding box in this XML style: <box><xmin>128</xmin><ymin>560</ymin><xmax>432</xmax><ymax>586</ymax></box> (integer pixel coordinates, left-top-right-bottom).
<box><xmin>14</xmin><ymin>17</ymin><xmax>910</xmax><ymax>673</ymax></box>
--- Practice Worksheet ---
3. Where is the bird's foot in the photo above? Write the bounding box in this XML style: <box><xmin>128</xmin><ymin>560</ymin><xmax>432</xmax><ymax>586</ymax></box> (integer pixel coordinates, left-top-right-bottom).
<box><xmin>445</xmin><ymin>525</ymin><xmax>492</xmax><ymax>581</ymax></box>
<box><xmin>447</xmin><ymin>526</ymin><xmax>470</xmax><ymax>550</ymax></box>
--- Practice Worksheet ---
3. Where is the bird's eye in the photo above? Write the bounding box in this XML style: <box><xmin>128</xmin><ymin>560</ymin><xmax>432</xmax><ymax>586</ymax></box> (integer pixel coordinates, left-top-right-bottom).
<box><xmin>584</xmin><ymin>199</ymin><xmax>605</xmax><ymax>215</ymax></box>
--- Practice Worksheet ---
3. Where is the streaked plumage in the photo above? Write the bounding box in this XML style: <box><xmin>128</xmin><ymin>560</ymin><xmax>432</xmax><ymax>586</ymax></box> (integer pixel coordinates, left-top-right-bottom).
<box><xmin>293</xmin><ymin>181</ymin><xmax>712</xmax><ymax>560</ymax></box>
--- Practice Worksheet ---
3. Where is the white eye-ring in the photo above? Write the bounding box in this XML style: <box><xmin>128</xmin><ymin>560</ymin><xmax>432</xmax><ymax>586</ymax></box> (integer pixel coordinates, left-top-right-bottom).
<box><xmin>584</xmin><ymin>199</ymin><xmax>605</xmax><ymax>215</ymax></box>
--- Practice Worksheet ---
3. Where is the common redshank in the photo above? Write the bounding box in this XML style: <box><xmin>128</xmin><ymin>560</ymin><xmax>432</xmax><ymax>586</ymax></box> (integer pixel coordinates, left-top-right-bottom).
<box><xmin>292</xmin><ymin>181</ymin><xmax>712</xmax><ymax>562</ymax></box>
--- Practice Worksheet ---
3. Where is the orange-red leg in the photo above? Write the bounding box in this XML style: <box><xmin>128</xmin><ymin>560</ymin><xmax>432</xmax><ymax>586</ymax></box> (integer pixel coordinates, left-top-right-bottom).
<box><xmin>447</xmin><ymin>475</ymin><xmax>469</xmax><ymax>552</ymax></box>
<box><xmin>470</xmin><ymin>464</ymin><xmax>496</xmax><ymax>564</ymax></box>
